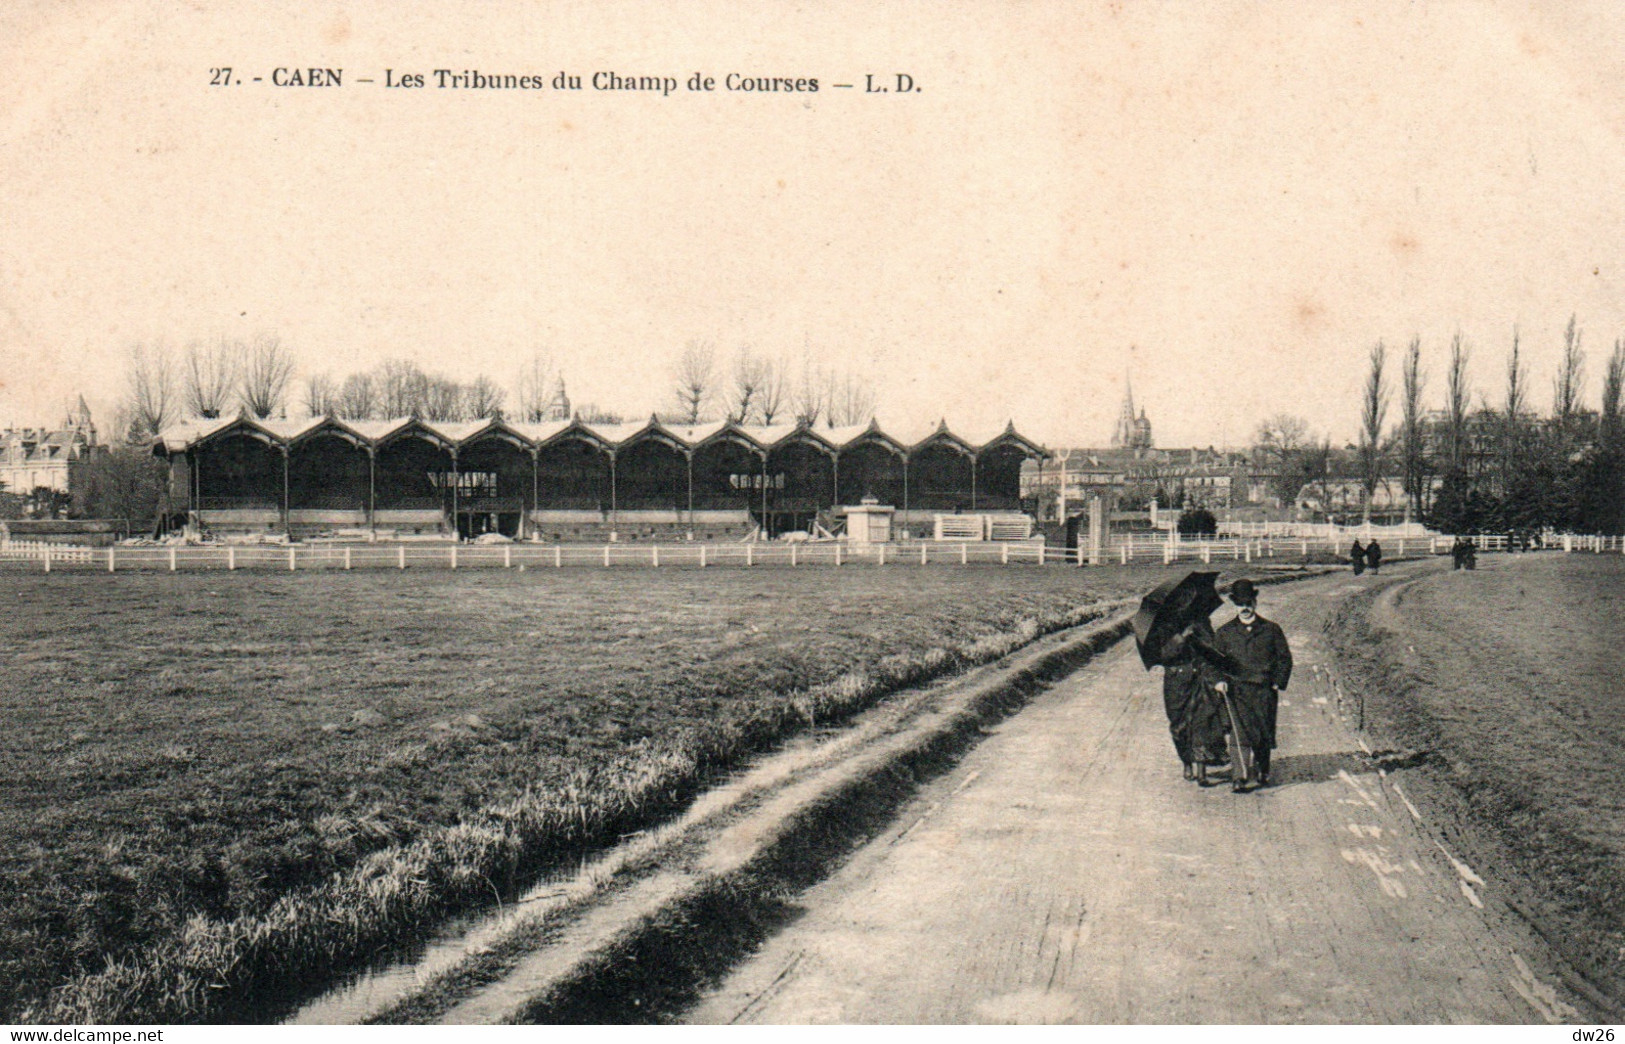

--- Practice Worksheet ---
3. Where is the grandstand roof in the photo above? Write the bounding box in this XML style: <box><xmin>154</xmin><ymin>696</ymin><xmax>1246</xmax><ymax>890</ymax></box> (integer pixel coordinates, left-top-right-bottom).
<box><xmin>154</xmin><ymin>412</ymin><xmax>1048</xmax><ymax>458</ymax></box>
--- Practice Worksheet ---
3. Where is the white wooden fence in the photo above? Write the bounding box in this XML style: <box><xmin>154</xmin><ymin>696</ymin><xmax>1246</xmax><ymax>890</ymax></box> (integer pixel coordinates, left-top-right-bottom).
<box><xmin>2</xmin><ymin>532</ymin><xmax>1617</xmax><ymax>574</ymax></box>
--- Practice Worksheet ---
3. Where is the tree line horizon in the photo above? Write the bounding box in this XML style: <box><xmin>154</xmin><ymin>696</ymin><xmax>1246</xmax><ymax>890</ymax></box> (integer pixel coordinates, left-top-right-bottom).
<box><xmin>8</xmin><ymin>319</ymin><xmax>1624</xmax><ymax>536</ymax></box>
<box><xmin>1252</xmin><ymin>315</ymin><xmax>1624</xmax><ymax>535</ymax></box>
<box><xmin>112</xmin><ymin>336</ymin><xmax>880</xmax><ymax>442</ymax></box>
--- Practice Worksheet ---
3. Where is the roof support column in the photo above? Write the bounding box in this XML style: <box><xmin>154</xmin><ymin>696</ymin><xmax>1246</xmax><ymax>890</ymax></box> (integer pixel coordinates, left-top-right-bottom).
<box><xmin>609</xmin><ymin>450</ymin><xmax>617</xmax><ymax>529</ymax></box>
<box><xmin>530</xmin><ymin>448</ymin><xmax>539</xmax><ymax>540</ymax></box>
<box><xmin>367</xmin><ymin>447</ymin><xmax>376</xmax><ymax>533</ymax></box>
<box><xmin>971</xmin><ymin>453</ymin><xmax>978</xmax><ymax>511</ymax></box>
<box><xmin>686</xmin><ymin>452</ymin><xmax>694</xmax><ymax>525</ymax></box>
<box><xmin>450</xmin><ymin>448</ymin><xmax>459</xmax><ymax>541</ymax></box>
<box><xmin>760</xmin><ymin>450</ymin><xmax>768</xmax><ymax>535</ymax></box>
<box><xmin>280</xmin><ymin>446</ymin><xmax>290</xmax><ymax>534</ymax></box>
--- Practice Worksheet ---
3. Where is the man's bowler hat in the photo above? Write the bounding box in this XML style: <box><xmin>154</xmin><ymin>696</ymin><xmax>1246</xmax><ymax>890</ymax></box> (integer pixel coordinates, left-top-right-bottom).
<box><xmin>1229</xmin><ymin>578</ymin><xmax>1259</xmax><ymax>606</ymax></box>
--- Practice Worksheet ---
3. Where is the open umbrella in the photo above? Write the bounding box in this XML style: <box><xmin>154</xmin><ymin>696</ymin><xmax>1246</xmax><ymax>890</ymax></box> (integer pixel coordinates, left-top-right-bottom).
<box><xmin>1131</xmin><ymin>570</ymin><xmax>1225</xmax><ymax>670</ymax></box>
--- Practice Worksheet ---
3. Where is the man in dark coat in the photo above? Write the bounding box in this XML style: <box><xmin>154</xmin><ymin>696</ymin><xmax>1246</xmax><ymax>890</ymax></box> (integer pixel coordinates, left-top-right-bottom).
<box><xmin>1213</xmin><ymin>578</ymin><xmax>1293</xmax><ymax>790</ymax></box>
<box><xmin>1365</xmin><ymin>538</ymin><xmax>1382</xmax><ymax>574</ymax></box>
<box><xmin>1160</xmin><ymin>617</ymin><xmax>1226</xmax><ymax>783</ymax></box>
<box><xmin>1349</xmin><ymin>539</ymin><xmax>1366</xmax><ymax>575</ymax></box>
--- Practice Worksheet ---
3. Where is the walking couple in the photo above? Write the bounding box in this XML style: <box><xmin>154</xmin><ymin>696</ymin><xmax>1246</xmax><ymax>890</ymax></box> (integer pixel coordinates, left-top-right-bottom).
<box><xmin>1161</xmin><ymin>579</ymin><xmax>1294</xmax><ymax>792</ymax></box>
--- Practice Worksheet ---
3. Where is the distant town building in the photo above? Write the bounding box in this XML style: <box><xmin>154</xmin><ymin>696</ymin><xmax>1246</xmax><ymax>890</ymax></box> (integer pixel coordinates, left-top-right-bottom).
<box><xmin>0</xmin><ymin>397</ymin><xmax>102</xmax><ymax>498</ymax></box>
<box><xmin>1109</xmin><ymin>378</ymin><xmax>1154</xmax><ymax>451</ymax></box>
<box><xmin>544</xmin><ymin>376</ymin><xmax>572</xmax><ymax>422</ymax></box>
<box><xmin>1022</xmin><ymin>385</ymin><xmax>1261</xmax><ymax>520</ymax></box>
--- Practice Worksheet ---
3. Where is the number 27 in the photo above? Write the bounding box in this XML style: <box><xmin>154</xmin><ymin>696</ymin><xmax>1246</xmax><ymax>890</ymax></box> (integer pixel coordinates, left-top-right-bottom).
<box><xmin>210</xmin><ymin>68</ymin><xmax>233</xmax><ymax>86</ymax></box>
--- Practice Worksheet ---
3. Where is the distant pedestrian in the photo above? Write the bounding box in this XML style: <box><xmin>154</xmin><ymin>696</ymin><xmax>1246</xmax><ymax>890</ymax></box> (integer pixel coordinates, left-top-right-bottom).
<box><xmin>1213</xmin><ymin>579</ymin><xmax>1294</xmax><ymax>791</ymax></box>
<box><xmin>1349</xmin><ymin>539</ymin><xmax>1366</xmax><ymax>575</ymax></box>
<box><xmin>1365</xmin><ymin>539</ymin><xmax>1382</xmax><ymax>574</ymax></box>
<box><xmin>1159</xmin><ymin>618</ymin><xmax>1226</xmax><ymax>784</ymax></box>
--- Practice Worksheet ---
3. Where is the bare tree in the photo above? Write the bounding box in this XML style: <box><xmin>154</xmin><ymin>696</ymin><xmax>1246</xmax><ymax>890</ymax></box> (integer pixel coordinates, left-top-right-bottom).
<box><xmin>1553</xmin><ymin>313</ymin><xmax>1586</xmax><ymax>423</ymax></box>
<box><xmin>463</xmin><ymin>374</ymin><xmax>506</xmax><ymax>420</ymax></box>
<box><xmin>791</xmin><ymin>351</ymin><xmax>827</xmax><ymax>426</ymax></box>
<box><xmin>515</xmin><ymin>350</ymin><xmax>555</xmax><ymax>423</ymax></box>
<box><xmin>1251</xmin><ymin>412</ymin><xmax>1310</xmax><ymax>505</ymax></box>
<box><xmin>673</xmin><ymin>341</ymin><xmax>716</xmax><ymax>424</ymax></box>
<box><xmin>420</xmin><ymin>375</ymin><xmax>464</xmax><ymax>421</ymax></box>
<box><xmin>1358</xmin><ymin>341</ymin><xmax>1389</xmax><ymax>518</ymax></box>
<box><xmin>1500</xmin><ymin>327</ymin><xmax>1528</xmax><ymax>491</ymax></box>
<box><xmin>1445</xmin><ymin>332</ymin><xmax>1472</xmax><ymax>475</ymax></box>
<box><xmin>302</xmin><ymin>373</ymin><xmax>337</xmax><ymax>418</ymax></box>
<box><xmin>124</xmin><ymin>342</ymin><xmax>178</xmax><ymax>441</ymax></box>
<box><xmin>376</xmin><ymin>359</ymin><xmax>426</xmax><ymax>417</ymax></box>
<box><xmin>335</xmin><ymin>372</ymin><xmax>377</xmax><ymax>419</ymax></box>
<box><xmin>1399</xmin><ymin>336</ymin><xmax>1427</xmax><ymax>518</ymax></box>
<box><xmin>727</xmin><ymin>346</ymin><xmax>769</xmax><ymax>423</ymax></box>
<box><xmin>826</xmin><ymin>371</ymin><xmax>877</xmax><ymax>427</ymax></box>
<box><xmin>757</xmin><ymin>355</ymin><xmax>787</xmax><ymax>425</ymax></box>
<box><xmin>182</xmin><ymin>338</ymin><xmax>237</xmax><ymax>419</ymax></box>
<box><xmin>1605</xmin><ymin>339</ymin><xmax>1625</xmax><ymax>448</ymax></box>
<box><xmin>238</xmin><ymin>334</ymin><xmax>294</xmax><ymax>419</ymax></box>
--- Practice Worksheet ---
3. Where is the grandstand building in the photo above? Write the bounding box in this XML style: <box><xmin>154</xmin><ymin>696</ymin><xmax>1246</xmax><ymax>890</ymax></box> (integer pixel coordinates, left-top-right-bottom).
<box><xmin>152</xmin><ymin>414</ymin><xmax>1045</xmax><ymax>541</ymax></box>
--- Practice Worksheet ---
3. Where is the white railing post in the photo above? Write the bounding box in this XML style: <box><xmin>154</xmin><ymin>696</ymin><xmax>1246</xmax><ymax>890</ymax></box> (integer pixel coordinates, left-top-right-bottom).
<box><xmin>878</xmin><ymin>544</ymin><xmax>885</xmax><ymax>566</ymax></box>
<box><xmin>920</xmin><ymin>543</ymin><xmax>927</xmax><ymax>565</ymax></box>
<box><xmin>835</xmin><ymin>544</ymin><xmax>842</xmax><ymax>567</ymax></box>
<box><xmin>652</xmin><ymin>546</ymin><xmax>659</xmax><ymax>567</ymax></box>
<box><xmin>960</xmin><ymin>543</ymin><xmax>967</xmax><ymax>565</ymax></box>
<box><xmin>1038</xmin><ymin>543</ymin><xmax>1046</xmax><ymax>565</ymax></box>
<box><xmin>169</xmin><ymin>546</ymin><xmax>177</xmax><ymax>572</ymax></box>
<box><xmin>42</xmin><ymin>546</ymin><xmax>50</xmax><ymax>573</ymax></box>
<box><xmin>1121</xmin><ymin>545</ymin><xmax>1128</xmax><ymax>565</ymax></box>
<box><xmin>791</xmin><ymin>544</ymin><xmax>797</xmax><ymax>567</ymax></box>
<box><xmin>700</xmin><ymin>545</ymin><xmax>707</xmax><ymax>568</ymax></box>
<box><xmin>108</xmin><ymin>547</ymin><xmax>116</xmax><ymax>573</ymax></box>
<box><xmin>289</xmin><ymin>546</ymin><xmax>297</xmax><ymax>572</ymax></box>
<box><xmin>1001</xmin><ymin>543</ymin><xmax>1009</xmax><ymax>565</ymax></box>
<box><xmin>604</xmin><ymin>545</ymin><xmax>611</xmax><ymax>567</ymax></box>
<box><xmin>228</xmin><ymin>546</ymin><xmax>236</xmax><ymax>571</ymax></box>
<box><xmin>450</xmin><ymin>545</ymin><xmax>457</xmax><ymax>570</ymax></box>
<box><xmin>1301</xmin><ymin>539</ymin><xmax>1308</xmax><ymax>558</ymax></box>
<box><xmin>747</xmin><ymin>544</ymin><xmax>754</xmax><ymax>567</ymax></box>
<box><xmin>346</xmin><ymin>547</ymin><xmax>353</xmax><ymax>570</ymax></box>
<box><xmin>1201</xmin><ymin>543</ymin><xmax>1211</xmax><ymax>564</ymax></box>
<box><xmin>555</xmin><ymin>545</ymin><xmax>562</xmax><ymax>568</ymax></box>
<box><xmin>399</xmin><ymin>545</ymin><xmax>406</xmax><ymax>569</ymax></box>
<box><xmin>504</xmin><ymin>546</ymin><xmax>511</xmax><ymax>569</ymax></box>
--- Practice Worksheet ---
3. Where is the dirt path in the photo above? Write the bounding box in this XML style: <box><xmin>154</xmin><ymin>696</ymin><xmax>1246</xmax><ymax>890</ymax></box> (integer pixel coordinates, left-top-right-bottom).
<box><xmin>686</xmin><ymin>561</ymin><xmax>1582</xmax><ymax>1024</ymax></box>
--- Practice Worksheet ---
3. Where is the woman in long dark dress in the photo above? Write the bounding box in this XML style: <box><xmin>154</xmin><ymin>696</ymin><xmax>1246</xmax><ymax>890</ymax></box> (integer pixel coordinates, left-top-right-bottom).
<box><xmin>1160</xmin><ymin>618</ymin><xmax>1226</xmax><ymax>783</ymax></box>
<box><xmin>1350</xmin><ymin>539</ymin><xmax>1366</xmax><ymax>575</ymax></box>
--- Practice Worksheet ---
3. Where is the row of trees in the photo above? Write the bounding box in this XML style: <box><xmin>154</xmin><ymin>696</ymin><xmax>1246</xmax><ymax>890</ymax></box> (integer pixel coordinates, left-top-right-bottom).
<box><xmin>670</xmin><ymin>342</ymin><xmax>878</xmax><ymax>427</ymax></box>
<box><xmin>120</xmin><ymin>338</ymin><xmax>629</xmax><ymax>441</ymax></box>
<box><xmin>1253</xmin><ymin>317</ymin><xmax>1625</xmax><ymax>534</ymax></box>
<box><xmin>120</xmin><ymin>336</ymin><xmax>882</xmax><ymax>443</ymax></box>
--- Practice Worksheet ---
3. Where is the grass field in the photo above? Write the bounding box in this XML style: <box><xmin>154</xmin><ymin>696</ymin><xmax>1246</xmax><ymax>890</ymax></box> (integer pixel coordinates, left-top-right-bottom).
<box><xmin>0</xmin><ymin>562</ymin><xmax>1223</xmax><ymax>1022</ymax></box>
<box><xmin>1329</xmin><ymin>553</ymin><xmax>1625</xmax><ymax>1011</ymax></box>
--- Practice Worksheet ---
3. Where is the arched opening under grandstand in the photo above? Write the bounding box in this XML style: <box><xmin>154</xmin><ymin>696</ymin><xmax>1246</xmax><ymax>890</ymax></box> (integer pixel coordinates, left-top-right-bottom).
<box><xmin>614</xmin><ymin>436</ymin><xmax>688</xmax><ymax>515</ymax></box>
<box><xmin>456</xmin><ymin>434</ymin><xmax>531</xmax><ymax>539</ymax></box>
<box><xmin>910</xmin><ymin>440</ymin><xmax>976</xmax><ymax>513</ymax></box>
<box><xmin>288</xmin><ymin>431</ymin><xmax>369</xmax><ymax>524</ymax></box>
<box><xmin>195</xmin><ymin>431</ymin><xmax>281</xmax><ymax>513</ymax></box>
<box><xmin>764</xmin><ymin>437</ymin><xmax>836</xmax><ymax>537</ymax></box>
<box><xmin>835</xmin><ymin>439</ymin><xmax>905</xmax><ymax>509</ymax></box>
<box><xmin>374</xmin><ymin>433</ymin><xmax>454</xmax><ymax>534</ymax></box>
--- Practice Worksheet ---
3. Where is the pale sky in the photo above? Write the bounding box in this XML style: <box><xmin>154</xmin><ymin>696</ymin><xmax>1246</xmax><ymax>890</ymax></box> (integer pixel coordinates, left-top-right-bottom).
<box><xmin>3</xmin><ymin>1</ymin><xmax>1625</xmax><ymax>448</ymax></box>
